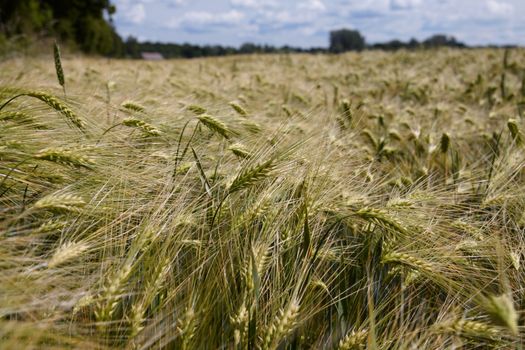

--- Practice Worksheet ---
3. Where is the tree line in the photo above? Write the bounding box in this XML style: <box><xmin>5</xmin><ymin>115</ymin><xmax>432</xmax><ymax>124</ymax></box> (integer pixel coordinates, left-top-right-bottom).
<box><xmin>123</xmin><ymin>31</ymin><xmax>466</xmax><ymax>59</ymax></box>
<box><xmin>0</xmin><ymin>1</ymin><xmax>496</xmax><ymax>59</ymax></box>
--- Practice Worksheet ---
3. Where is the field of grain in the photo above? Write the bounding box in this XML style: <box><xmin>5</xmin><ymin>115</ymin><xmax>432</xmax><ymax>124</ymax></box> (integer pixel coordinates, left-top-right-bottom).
<box><xmin>1</xmin><ymin>48</ymin><xmax>525</xmax><ymax>349</ymax></box>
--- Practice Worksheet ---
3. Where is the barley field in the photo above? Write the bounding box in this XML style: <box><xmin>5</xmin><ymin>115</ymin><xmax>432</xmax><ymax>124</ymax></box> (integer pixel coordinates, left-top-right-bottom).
<box><xmin>1</xmin><ymin>48</ymin><xmax>525</xmax><ymax>349</ymax></box>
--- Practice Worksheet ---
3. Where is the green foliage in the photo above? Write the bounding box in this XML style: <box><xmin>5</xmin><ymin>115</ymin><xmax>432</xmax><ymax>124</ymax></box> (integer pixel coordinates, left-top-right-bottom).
<box><xmin>0</xmin><ymin>0</ymin><xmax>122</xmax><ymax>56</ymax></box>
<box><xmin>329</xmin><ymin>28</ymin><xmax>366</xmax><ymax>53</ymax></box>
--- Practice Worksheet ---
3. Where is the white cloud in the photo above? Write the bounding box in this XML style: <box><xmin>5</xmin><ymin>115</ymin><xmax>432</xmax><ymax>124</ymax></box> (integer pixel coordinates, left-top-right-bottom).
<box><xmin>334</xmin><ymin>0</ymin><xmax>391</xmax><ymax>17</ymax></box>
<box><xmin>125</xmin><ymin>4</ymin><xmax>146</xmax><ymax>24</ymax></box>
<box><xmin>390</xmin><ymin>0</ymin><xmax>422</xmax><ymax>10</ymax></box>
<box><xmin>114</xmin><ymin>0</ymin><xmax>525</xmax><ymax>47</ymax></box>
<box><xmin>230</xmin><ymin>0</ymin><xmax>278</xmax><ymax>9</ymax></box>
<box><xmin>164</xmin><ymin>0</ymin><xmax>185</xmax><ymax>5</ymax></box>
<box><xmin>298</xmin><ymin>0</ymin><xmax>326</xmax><ymax>12</ymax></box>
<box><xmin>168</xmin><ymin>10</ymin><xmax>245</xmax><ymax>29</ymax></box>
<box><xmin>273</xmin><ymin>11</ymin><xmax>312</xmax><ymax>25</ymax></box>
<box><xmin>486</xmin><ymin>0</ymin><xmax>513</xmax><ymax>16</ymax></box>
<box><xmin>231</xmin><ymin>0</ymin><xmax>257</xmax><ymax>6</ymax></box>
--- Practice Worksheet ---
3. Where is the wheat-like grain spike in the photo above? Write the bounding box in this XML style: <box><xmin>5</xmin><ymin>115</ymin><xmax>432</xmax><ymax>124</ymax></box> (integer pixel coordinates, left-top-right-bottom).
<box><xmin>197</xmin><ymin>114</ymin><xmax>233</xmax><ymax>139</ymax></box>
<box><xmin>122</xmin><ymin>117</ymin><xmax>162</xmax><ymax>136</ymax></box>
<box><xmin>121</xmin><ymin>100</ymin><xmax>146</xmax><ymax>113</ymax></box>
<box><xmin>32</xmin><ymin>194</ymin><xmax>86</xmax><ymax>212</ymax></box>
<box><xmin>229</xmin><ymin>101</ymin><xmax>248</xmax><ymax>117</ymax></box>
<box><xmin>262</xmin><ymin>301</ymin><xmax>300</xmax><ymax>349</ymax></box>
<box><xmin>228</xmin><ymin>143</ymin><xmax>251</xmax><ymax>159</ymax></box>
<box><xmin>382</xmin><ymin>251</ymin><xmax>435</xmax><ymax>275</ymax></box>
<box><xmin>228</xmin><ymin>159</ymin><xmax>275</xmax><ymax>194</ymax></box>
<box><xmin>338</xmin><ymin>329</ymin><xmax>368</xmax><ymax>350</ymax></box>
<box><xmin>187</xmin><ymin>104</ymin><xmax>207</xmax><ymax>115</ymax></box>
<box><xmin>53</xmin><ymin>41</ymin><xmax>65</xmax><ymax>90</ymax></box>
<box><xmin>35</xmin><ymin>147</ymin><xmax>95</xmax><ymax>169</ymax></box>
<box><xmin>48</xmin><ymin>241</ymin><xmax>89</xmax><ymax>268</ymax></box>
<box><xmin>23</xmin><ymin>91</ymin><xmax>84</xmax><ymax>129</ymax></box>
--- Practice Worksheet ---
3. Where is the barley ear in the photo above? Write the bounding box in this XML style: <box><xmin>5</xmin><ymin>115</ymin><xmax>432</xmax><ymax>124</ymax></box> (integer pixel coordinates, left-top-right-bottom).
<box><xmin>483</xmin><ymin>294</ymin><xmax>518</xmax><ymax>335</ymax></box>
<box><xmin>228</xmin><ymin>159</ymin><xmax>275</xmax><ymax>194</ymax></box>
<box><xmin>262</xmin><ymin>301</ymin><xmax>300</xmax><ymax>349</ymax></box>
<box><xmin>95</xmin><ymin>264</ymin><xmax>133</xmax><ymax>324</ymax></box>
<box><xmin>229</xmin><ymin>101</ymin><xmax>248</xmax><ymax>117</ymax></box>
<box><xmin>177</xmin><ymin>307</ymin><xmax>197</xmax><ymax>350</ymax></box>
<box><xmin>35</xmin><ymin>147</ymin><xmax>95</xmax><ymax>169</ymax></box>
<box><xmin>121</xmin><ymin>100</ymin><xmax>146</xmax><ymax>113</ymax></box>
<box><xmin>440</xmin><ymin>133</ymin><xmax>450</xmax><ymax>154</ymax></box>
<box><xmin>197</xmin><ymin>114</ymin><xmax>233</xmax><ymax>140</ymax></box>
<box><xmin>507</xmin><ymin>119</ymin><xmax>522</xmax><ymax>146</ymax></box>
<box><xmin>338</xmin><ymin>329</ymin><xmax>368</xmax><ymax>350</ymax></box>
<box><xmin>228</xmin><ymin>143</ymin><xmax>251</xmax><ymax>159</ymax></box>
<box><xmin>439</xmin><ymin>320</ymin><xmax>500</xmax><ymax>339</ymax></box>
<box><xmin>341</xmin><ymin>99</ymin><xmax>352</xmax><ymax>124</ymax></box>
<box><xmin>187</xmin><ymin>104</ymin><xmax>207</xmax><ymax>115</ymax></box>
<box><xmin>48</xmin><ymin>241</ymin><xmax>88</xmax><ymax>268</ymax></box>
<box><xmin>26</xmin><ymin>90</ymin><xmax>85</xmax><ymax>130</ymax></box>
<box><xmin>54</xmin><ymin>40</ymin><xmax>66</xmax><ymax>96</ymax></box>
<box><xmin>122</xmin><ymin>117</ymin><xmax>162</xmax><ymax>136</ymax></box>
<box><xmin>32</xmin><ymin>193</ymin><xmax>86</xmax><ymax>212</ymax></box>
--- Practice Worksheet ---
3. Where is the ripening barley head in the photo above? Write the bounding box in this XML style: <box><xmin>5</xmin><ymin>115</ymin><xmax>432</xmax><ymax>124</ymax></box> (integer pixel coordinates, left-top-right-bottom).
<box><xmin>54</xmin><ymin>40</ymin><xmax>65</xmax><ymax>93</ymax></box>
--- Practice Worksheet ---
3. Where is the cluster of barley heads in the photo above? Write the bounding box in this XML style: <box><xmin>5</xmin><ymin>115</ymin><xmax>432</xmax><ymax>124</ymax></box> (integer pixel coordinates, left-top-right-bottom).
<box><xmin>0</xmin><ymin>47</ymin><xmax>525</xmax><ymax>348</ymax></box>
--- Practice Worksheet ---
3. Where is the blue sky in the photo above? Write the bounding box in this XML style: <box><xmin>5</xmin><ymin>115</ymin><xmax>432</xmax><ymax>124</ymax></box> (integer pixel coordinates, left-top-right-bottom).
<box><xmin>112</xmin><ymin>0</ymin><xmax>525</xmax><ymax>47</ymax></box>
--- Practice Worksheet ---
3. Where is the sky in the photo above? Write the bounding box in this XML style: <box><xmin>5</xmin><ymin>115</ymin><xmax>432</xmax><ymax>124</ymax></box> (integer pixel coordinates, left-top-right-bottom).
<box><xmin>112</xmin><ymin>0</ymin><xmax>525</xmax><ymax>48</ymax></box>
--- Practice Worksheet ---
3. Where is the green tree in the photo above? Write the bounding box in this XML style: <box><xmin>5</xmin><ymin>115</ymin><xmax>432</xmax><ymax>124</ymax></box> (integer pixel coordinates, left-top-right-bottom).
<box><xmin>0</xmin><ymin>0</ymin><xmax>122</xmax><ymax>56</ymax></box>
<box><xmin>329</xmin><ymin>29</ymin><xmax>366</xmax><ymax>53</ymax></box>
<box><xmin>0</xmin><ymin>0</ymin><xmax>52</xmax><ymax>35</ymax></box>
<box><xmin>423</xmin><ymin>34</ymin><xmax>465</xmax><ymax>48</ymax></box>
